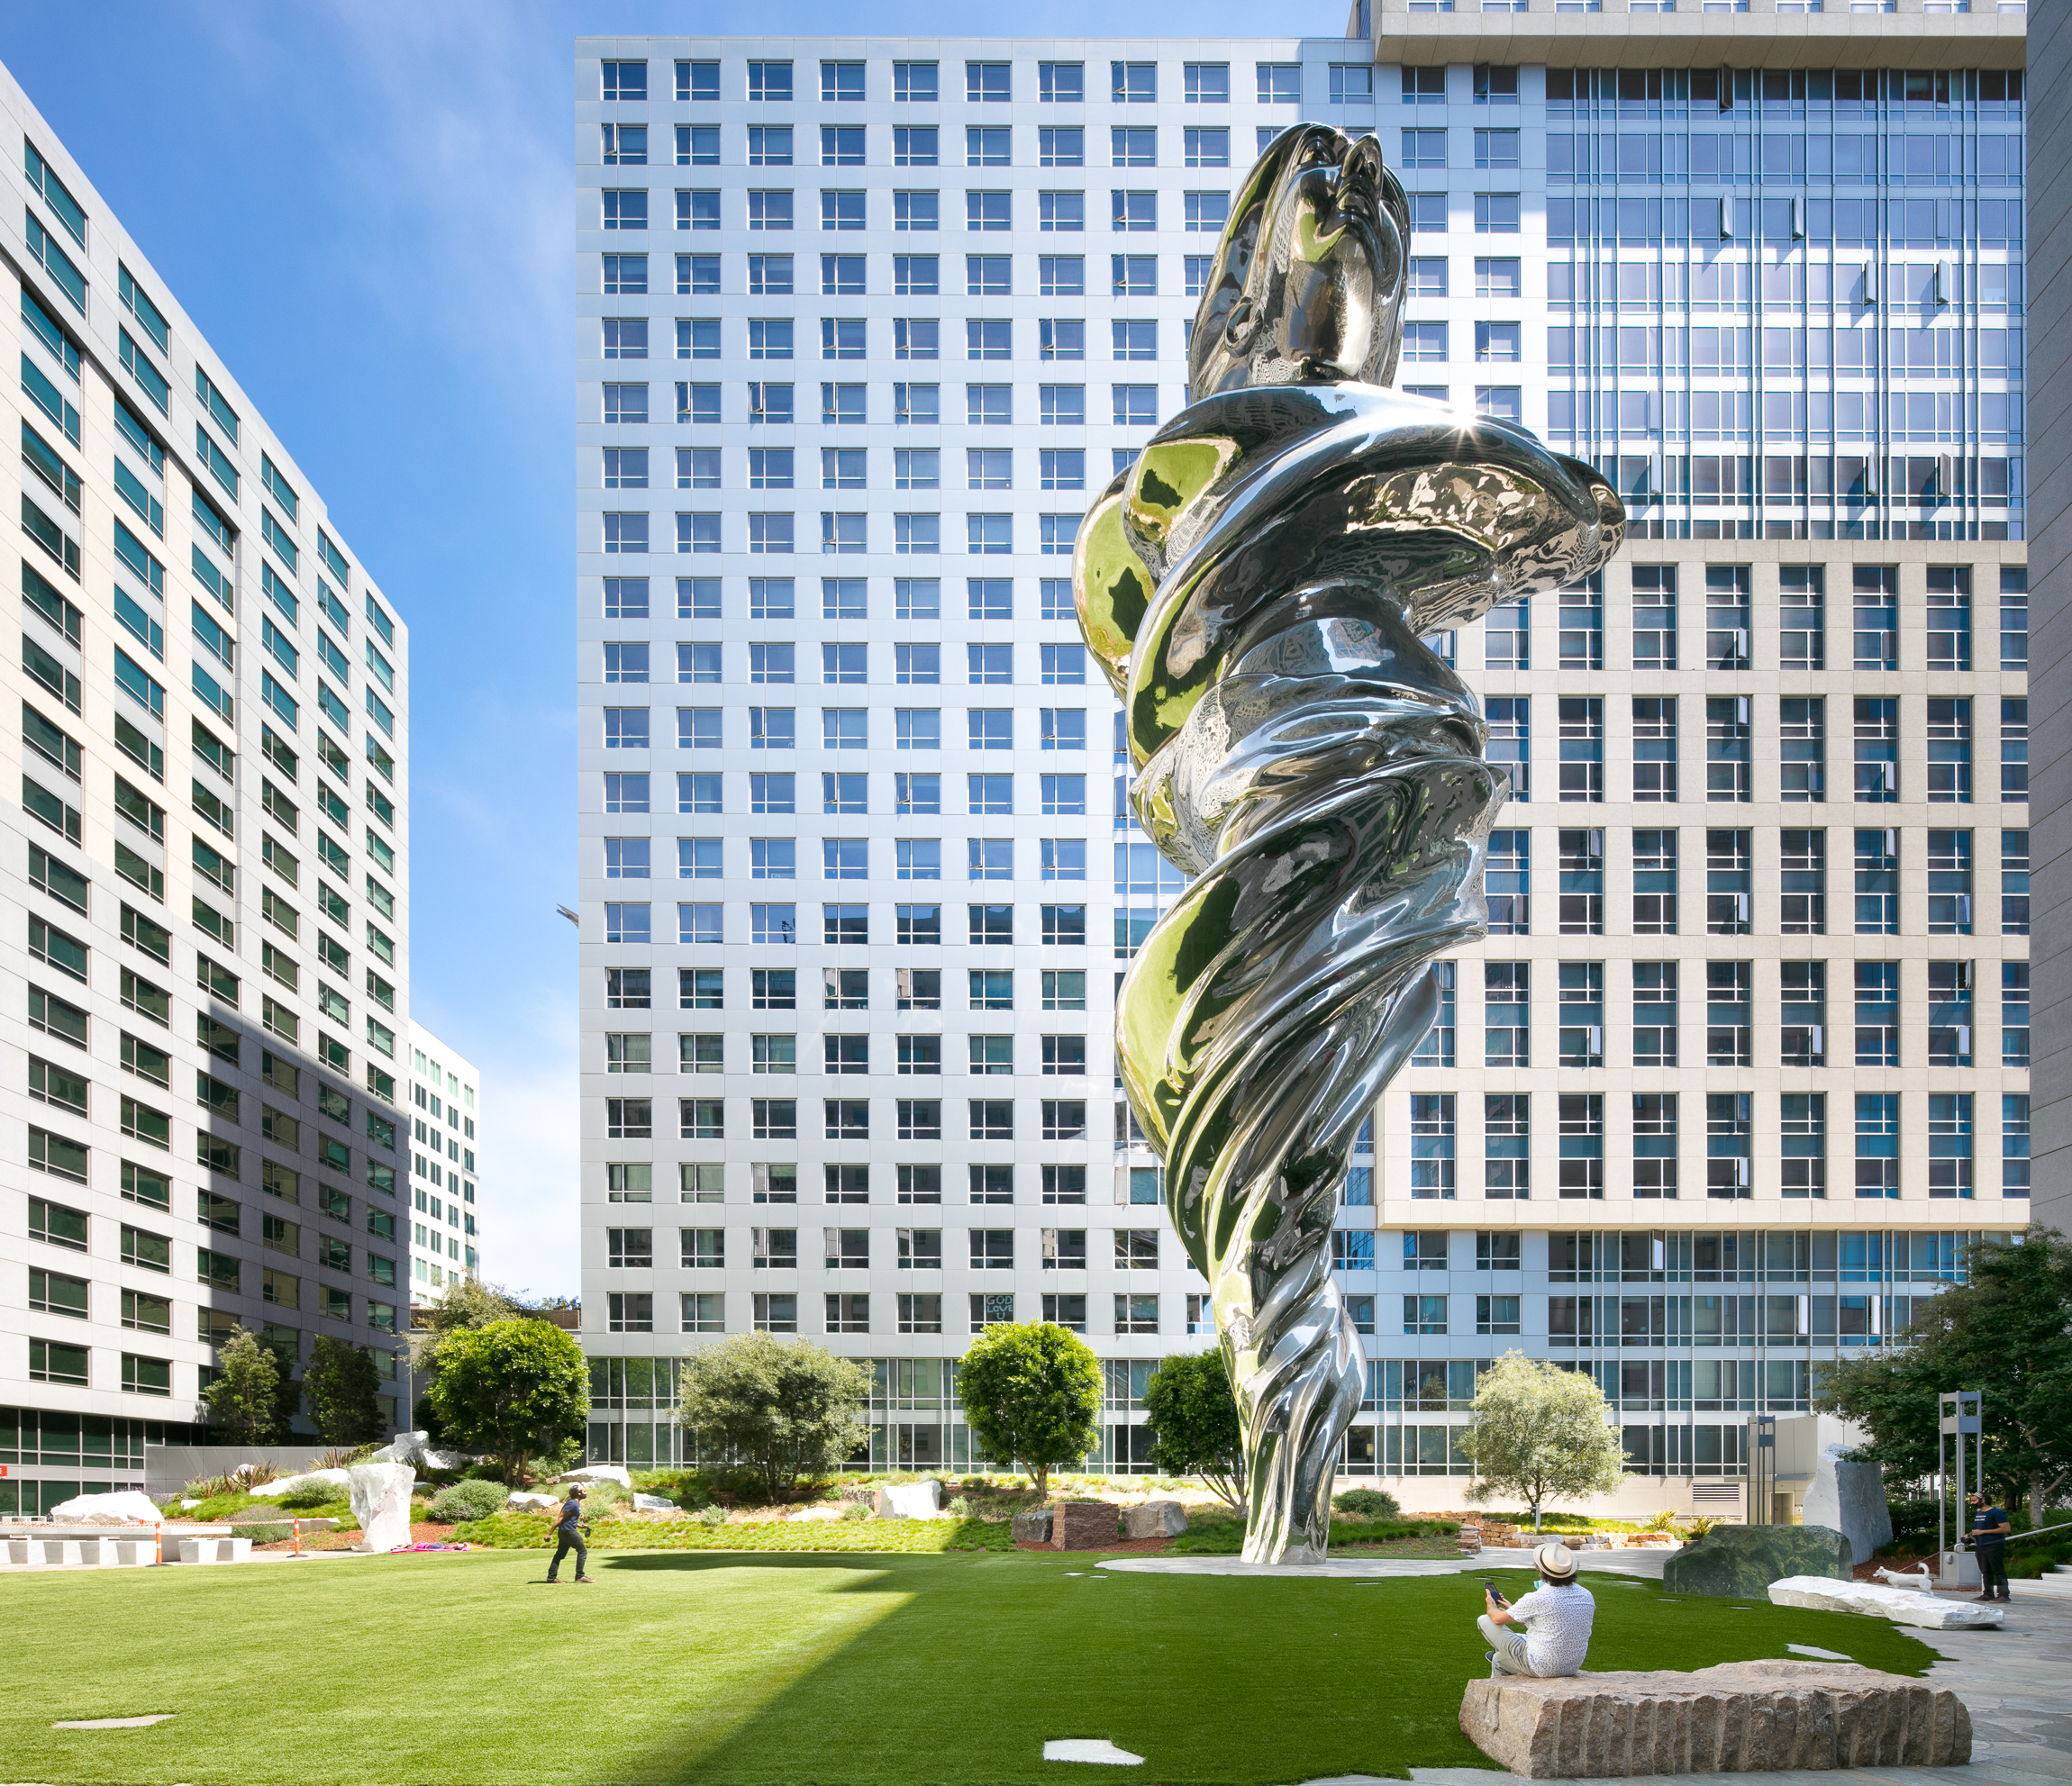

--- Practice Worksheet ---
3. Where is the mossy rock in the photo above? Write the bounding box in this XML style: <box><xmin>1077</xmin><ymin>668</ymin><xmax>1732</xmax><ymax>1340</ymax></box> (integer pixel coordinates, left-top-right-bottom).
<box><xmin>1663</xmin><ymin>1524</ymin><xmax>1852</xmax><ymax>1596</ymax></box>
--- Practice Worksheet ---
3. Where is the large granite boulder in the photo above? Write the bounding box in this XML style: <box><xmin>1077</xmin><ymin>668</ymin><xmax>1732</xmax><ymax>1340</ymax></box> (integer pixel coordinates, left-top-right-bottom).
<box><xmin>1052</xmin><ymin>1500</ymin><xmax>1122</xmax><ymax>1549</ymax></box>
<box><xmin>348</xmin><ymin>1462</ymin><xmax>416</xmax><ymax>1551</ymax></box>
<box><xmin>1460</xmin><ymin>1660</ymin><xmax>1971</xmax><ymax>1778</ymax></box>
<box><xmin>875</xmin><ymin>1479</ymin><xmax>942</xmax><ymax>1519</ymax></box>
<box><xmin>558</xmin><ymin>1464</ymin><xmax>632</xmax><ymax>1489</ymax></box>
<box><xmin>1122</xmin><ymin>1500</ymin><xmax>1188</xmax><ymax>1538</ymax></box>
<box><xmin>1768</xmin><ymin>1574</ymin><xmax>2004</xmax><ymax>1630</ymax></box>
<box><xmin>1662</xmin><ymin>1524</ymin><xmax>1850</xmax><ymax>1597</ymax></box>
<box><xmin>1800</xmin><ymin>1447</ymin><xmax>1894</xmax><ymax>1564</ymax></box>
<box><xmin>1013</xmin><ymin>1509</ymin><xmax>1054</xmax><ymax>1545</ymax></box>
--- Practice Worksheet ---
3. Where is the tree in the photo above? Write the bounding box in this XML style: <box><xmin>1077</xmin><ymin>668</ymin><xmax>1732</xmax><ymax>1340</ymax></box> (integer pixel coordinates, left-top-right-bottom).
<box><xmin>1459</xmin><ymin>1351</ymin><xmax>1626</xmax><ymax>1531</ymax></box>
<box><xmin>304</xmin><ymin>1337</ymin><xmax>385</xmax><ymax>1445</ymax></box>
<box><xmin>1817</xmin><ymin>1228</ymin><xmax>2072</xmax><ymax>1528</ymax></box>
<box><xmin>957</xmin><ymin>1322</ymin><xmax>1102</xmax><ymax>1496</ymax></box>
<box><xmin>427</xmin><ymin>1319</ymin><xmax>589</xmax><ymax>1485</ymax></box>
<box><xmin>1142</xmin><ymin>1349</ymin><xmax>1245</xmax><ymax>1509</ymax></box>
<box><xmin>677</xmin><ymin>1333</ymin><xmax>870</xmax><ymax>1500</ymax></box>
<box><xmin>409</xmin><ymin>1279</ymin><xmax>523</xmax><ymax>1374</ymax></box>
<box><xmin>205</xmin><ymin>1328</ymin><xmax>283</xmax><ymax>1445</ymax></box>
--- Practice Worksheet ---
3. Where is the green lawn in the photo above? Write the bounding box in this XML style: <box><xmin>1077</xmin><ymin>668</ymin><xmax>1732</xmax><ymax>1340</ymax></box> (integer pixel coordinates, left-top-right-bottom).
<box><xmin>0</xmin><ymin>1552</ymin><xmax>1935</xmax><ymax>1785</ymax></box>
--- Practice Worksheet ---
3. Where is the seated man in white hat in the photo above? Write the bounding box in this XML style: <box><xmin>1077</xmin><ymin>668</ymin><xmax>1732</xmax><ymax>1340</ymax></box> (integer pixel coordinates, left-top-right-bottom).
<box><xmin>1478</xmin><ymin>1542</ymin><xmax>1595</xmax><ymax>1678</ymax></box>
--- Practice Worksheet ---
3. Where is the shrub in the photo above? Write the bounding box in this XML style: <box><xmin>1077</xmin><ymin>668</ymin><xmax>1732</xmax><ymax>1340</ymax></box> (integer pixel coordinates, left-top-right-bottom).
<box><xmin>677</xmin><ymin>1334</ymin><xmax>871</xmax><ymax>1501</ymax></box>
<box><xmin>1685</xmin><ymin>1515</ymin><xmax>1717</xmax><ymax>1538</ymax></box>
<box><xmin>429</xmin><ymin>1478</ymin><xmax>510</xmax><ymax>1523</ymax></box>
<box><xmin>697</xmin><ymin>1504</ymin><xmax>728</xmax><ymax>1527</ymax></box>
<box><xmin>1644</xmin><ymin>1509</ymin><xmax>1682</xmax><ymax>1533</ymax></box>
<box><xmin>1332</xmin><ymin>1488</ymin><xmax>1400</xmax><ymax>1519</ymax></box>
<box><xmin>276</xmin><ymin>1480</ymin><xmax>339</xmax><ymax>1510</ymax></box>
<box><xmin>462</xmin><ymin>1463</ymin><xmax>507</xmax><ymax>1482</ymax></box>
<box><xmin>841</xmin><ymin>1500</ymin><xmax>870</xmax><ymax>1523</ymax></box>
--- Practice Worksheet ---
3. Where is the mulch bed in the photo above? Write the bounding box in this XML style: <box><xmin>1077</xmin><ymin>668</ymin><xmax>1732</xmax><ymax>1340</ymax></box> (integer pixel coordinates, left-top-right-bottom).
<box><xmin>1015</xmin><ymin>1535</ymin><xmax>1175</xmax><ymax>1555</ymax></box>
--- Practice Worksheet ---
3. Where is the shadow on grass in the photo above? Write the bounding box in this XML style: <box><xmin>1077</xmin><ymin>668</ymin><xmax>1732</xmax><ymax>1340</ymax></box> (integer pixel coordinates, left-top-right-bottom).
<box><xmin>606</xmin><ymin>1557</ymin><xmax>1938</xmax><ymax>1786</ymax></box>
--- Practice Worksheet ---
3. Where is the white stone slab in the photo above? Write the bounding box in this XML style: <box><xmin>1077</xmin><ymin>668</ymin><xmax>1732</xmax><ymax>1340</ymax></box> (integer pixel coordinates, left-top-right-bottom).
<box><xmin>632</xmin><ymin>1492</ymin><xmax>677</xmax><ymax>1511</ymax></box>
<box><xmin>53</xmin><ymin>1715</ymin><xmax>175</xmax><ymax>1729</ymax></box>
<box><xmin>1786</xmin><ymin>1643</ymin><xmax>1854</xmax><ymax>1660</ymax></box>
<box><xmin>47</xmin><ymin>1489</ymin><xmax>167</xmax><ymax>1524</ymax></box>
<box><xmin>1768</xmin><ymin>1573</ymin><xmax>2004</xmax><ymax>1628</ymax></box>
<box><xmin>558</xmin><ymin>1464</ymin><xmax>632</xmax><ymax>1487</ymax></box>
<box><xmin>1043</xmin><ymin>1740</ymin><xmax>1144</xmax><ymax>1765</ymax></box>
<box><xmin>348</xmin><ymin>1462</ymin><xmax>416</xmax><ymax>1551</ymax></box>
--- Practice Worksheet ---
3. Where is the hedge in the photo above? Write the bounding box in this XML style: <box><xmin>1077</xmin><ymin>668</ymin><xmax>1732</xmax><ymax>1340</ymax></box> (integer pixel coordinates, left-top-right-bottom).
<box><xmin>453</xmin><ymin>1513</ymin><xmax>1014</xmax><ymax>1554</ymax></box>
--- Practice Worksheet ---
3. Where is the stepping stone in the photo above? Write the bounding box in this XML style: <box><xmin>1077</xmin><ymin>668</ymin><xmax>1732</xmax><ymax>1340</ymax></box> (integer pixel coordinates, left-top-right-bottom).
<box><xmin>1786</xmin><ymin>1643</ymin><xmax>1853</xmax><ymax>1661</ymax></box>
<box><xmin>1043</xmin><ymin>1739</ymin><xmax>1143</xmax><ymax>1764</ymax></box>
<box><xmin>53</xmin><ymin>1715</ymin><xmax>175</xmax><ymax>1729</ymax></box>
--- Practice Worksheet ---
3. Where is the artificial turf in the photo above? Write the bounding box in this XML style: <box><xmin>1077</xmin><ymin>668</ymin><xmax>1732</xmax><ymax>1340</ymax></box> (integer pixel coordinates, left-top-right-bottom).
<box><xmin>0</xmin><ymin>1551</ymin><xmax>1936</xmax><ymax>1785</ymax></box>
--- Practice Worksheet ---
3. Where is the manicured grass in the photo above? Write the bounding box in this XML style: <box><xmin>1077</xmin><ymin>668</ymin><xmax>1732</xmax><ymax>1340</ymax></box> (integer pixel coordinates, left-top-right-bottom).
<box><xmin>0</xmin><ymin>1552</ymin><xmax>1934</xmax><ymax>1785</ymax></box>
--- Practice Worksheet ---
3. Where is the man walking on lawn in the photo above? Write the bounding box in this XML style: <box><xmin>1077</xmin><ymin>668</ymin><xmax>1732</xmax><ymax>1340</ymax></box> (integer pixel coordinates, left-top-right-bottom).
<box><xmin>548</xmin><ymin>1484</ymin><xmax>593</xmax><ymax>1583</ymax></box>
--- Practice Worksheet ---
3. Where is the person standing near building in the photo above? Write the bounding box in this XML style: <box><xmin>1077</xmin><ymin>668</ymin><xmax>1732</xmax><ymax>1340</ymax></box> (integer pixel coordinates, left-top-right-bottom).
<box><xmin>1969</xmin><ymin>1491</ymin><xmax>2011</xmax><ymax>1602</ymax></box>
<box><xmin>548</xmin><ymin>1484</ymin><xmax>593</xmax><ymax>1584</ymax></box>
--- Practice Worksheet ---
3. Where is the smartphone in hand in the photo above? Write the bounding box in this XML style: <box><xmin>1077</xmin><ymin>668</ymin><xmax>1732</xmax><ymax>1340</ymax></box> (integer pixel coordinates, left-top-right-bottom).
<box><xmin>1483</xmin><ymin>1581</ymin><xmax>1509</xmax><ymax>1607</ymax></box>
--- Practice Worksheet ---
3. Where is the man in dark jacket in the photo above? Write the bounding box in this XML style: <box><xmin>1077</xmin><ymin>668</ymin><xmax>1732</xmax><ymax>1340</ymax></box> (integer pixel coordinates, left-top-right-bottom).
<box><xmin>548</xmin><ymin>1484</ymin><xmax>592</xmax><ymax>1583</ymax></box>
<box><xmin>1969</xmin><ymin>1491</ymin><xmax>2010</xmax><ymax>1602</ymax></box>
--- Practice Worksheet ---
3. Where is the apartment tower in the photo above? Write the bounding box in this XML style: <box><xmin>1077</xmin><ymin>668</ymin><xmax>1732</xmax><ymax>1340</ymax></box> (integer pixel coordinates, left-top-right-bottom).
<box><xmin>576</xmin><ymin>8</ymin><xmax>2029</xmax><ymax>1504</ymax></box>
<box><xmin>5</xmin><ymin>68</ymin><xmax>413</xmax><ymax>1509</ymax></box>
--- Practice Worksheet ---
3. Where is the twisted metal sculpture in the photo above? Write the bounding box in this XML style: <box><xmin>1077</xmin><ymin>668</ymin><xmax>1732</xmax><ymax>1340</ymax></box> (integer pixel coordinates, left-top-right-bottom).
<box><xmin>1075</xmin><ymin>125</ymin><xmax>1624</xmax><ymax>1564</ymax></box>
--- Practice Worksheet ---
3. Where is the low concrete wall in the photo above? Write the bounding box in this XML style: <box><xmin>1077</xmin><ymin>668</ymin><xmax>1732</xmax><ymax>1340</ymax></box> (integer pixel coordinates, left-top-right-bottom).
<box><xmin>143</xmin><ymin>1443</ymin><xmax>391</xmax><ymax>1498</ymax></box>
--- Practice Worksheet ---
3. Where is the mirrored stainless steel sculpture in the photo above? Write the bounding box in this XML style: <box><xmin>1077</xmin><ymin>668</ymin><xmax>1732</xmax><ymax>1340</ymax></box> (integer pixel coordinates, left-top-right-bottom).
<box><xmin>1075</xmin><ymin>124</ymin><xmax>1624</xmax><ymax>1563</ymax></box>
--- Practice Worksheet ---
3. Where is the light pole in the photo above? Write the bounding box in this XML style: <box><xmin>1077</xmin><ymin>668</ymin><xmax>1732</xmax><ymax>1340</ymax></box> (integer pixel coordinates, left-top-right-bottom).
<box><xmin>1936</xmin><ymin>1389</ymin><xmax>1983</xmax><ymax>1589</ymax></box>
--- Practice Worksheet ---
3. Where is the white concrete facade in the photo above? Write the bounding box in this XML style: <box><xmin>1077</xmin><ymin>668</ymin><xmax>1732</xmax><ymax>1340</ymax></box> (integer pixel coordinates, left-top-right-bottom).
<box><xmin>3</xmin><ymin>63</ymin><xmax>413</xmax><ymax>1510</ymax></box>
<box><xmin>572</xmin><ymin>17</ymin><xmax>2030</xmax><ymax>1490</ymax></box>
<box><xmin>404</xmin><ymin>1023</ymin><xmax>481</xmax><ymax>1299</ymax></box>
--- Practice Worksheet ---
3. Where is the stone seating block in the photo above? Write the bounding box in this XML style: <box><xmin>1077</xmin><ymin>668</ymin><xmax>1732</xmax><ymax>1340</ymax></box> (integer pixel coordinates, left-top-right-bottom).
<box><xmin>34</xmin><ymin>1538</ymin><xmax>86</xmax><ymax>1565</ymax></box>
<box><xmin>177</xmin><ymin>1536</ymin><xmax>253</xmax><ymax>1564</ymax></box>
<box><xmin>1013</xmin><ymin>1509</ymin><xmax>1053</xmax><ymax>1545</ymax></box>
<box><xmin>100</xmin><ymin>1538</ymin><xmax>155</xmax><ymax>1567</ymax></box>
<box><xmin>1051</xmin><ymin>1500</ymin><xmax>1121</xmax><ymax>1549</ymax></box>
<box><xmin>1460</xmin><ymin>1660</ymin><xmax>1970</xmax><ymax>1779</ymax></box>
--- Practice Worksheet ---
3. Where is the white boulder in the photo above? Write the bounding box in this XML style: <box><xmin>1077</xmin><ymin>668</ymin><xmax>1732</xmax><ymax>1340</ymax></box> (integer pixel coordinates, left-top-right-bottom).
<box><xmin>507</xmin><ymin>1491</ymin><xmax>560</xmax><ymax>1510</ymax></box>
<box><xmin>245</xmin><ymin>1468</ymin><xmax>350</xmax><ymax>1500</ymax></box>
<box><xmin>632</xmin><ymin>1493</ymin><xmax>677</xmax><ymax>1511</ymax></box>
<box><xmin>559</xmin><ymin>1464</ymin><xmax>632</xmax><ymax>1488</ymax></box>
<box><xmin>47</xmin><ymin>1489</ymin><xmax>166</xmax><ymax>1525</ymax></box>
<box><xmin>791</xmin><ymin>1506</ymin><xmax>845</xmax><ymax>1523</ymax></box>
<box><xmin>876</xmin><ymin>1480</ymin><xmax>943</xmax><ymax>1519</ymax></box>
<box><xmin>1768</xmin><ymin>1573</ymin><xmax>2004</xmax><ymax>1629</ymax></box>
<box><xmin>348</xmin><ymin>1462</ymin><xmax>417</xmax><ymax>1552</ymax></box>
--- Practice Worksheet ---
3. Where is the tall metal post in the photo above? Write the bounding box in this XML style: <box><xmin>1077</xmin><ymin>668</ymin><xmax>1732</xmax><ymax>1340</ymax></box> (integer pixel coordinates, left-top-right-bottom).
<box><xmin>1938</xmin><ymin>1389</ymin><xmax>1982</xmax><ymax>1588</ymax></box>
<box><xmin>1749</xmin><ymin>1413</ymin><xmax>1777</xmax><ymax>1526</ymax></box>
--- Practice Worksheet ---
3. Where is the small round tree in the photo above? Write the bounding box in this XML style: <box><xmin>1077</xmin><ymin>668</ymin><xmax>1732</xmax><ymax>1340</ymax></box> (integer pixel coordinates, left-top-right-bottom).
<box><xmin>428</xmin><ymin>1318</ymin><xmax>589</xmax><ymax>1485</ymax></box>
<box><xmin>677</xmin><ymin>1333</ymin><xmax>871</xmax><ymax>1501</ymax></box>
<box><xmin>304</xmin><ymin>1336</ymin><xmax>384</xmax><ymax>1445</ymax></box>
<box><xmin>1459</xmin><ymin>1350</ymin><xmax>1626</xmax><ymax>1531</ymax></box>
<box><xmin>957</xmin><ymin>1322</ymin><xmax>1102</xmax><ymax>1496</ymax></box>
<box><xmin>205</xmin><ymin>1328</ymin><xmax>282</xmax><ymax>1444</ymax></box>
<box><xmin>1142</xmin><ymin>1349</ymin><xmax>1244</xmax><ymax>1509</ymax></box>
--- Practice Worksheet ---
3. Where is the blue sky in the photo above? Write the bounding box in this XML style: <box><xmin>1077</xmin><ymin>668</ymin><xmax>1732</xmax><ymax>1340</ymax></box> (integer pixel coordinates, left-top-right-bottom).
<box><xmin>0</xmin><ymin>0</ymin><xmax>1303</xmax><ymax>1300</ymax></box>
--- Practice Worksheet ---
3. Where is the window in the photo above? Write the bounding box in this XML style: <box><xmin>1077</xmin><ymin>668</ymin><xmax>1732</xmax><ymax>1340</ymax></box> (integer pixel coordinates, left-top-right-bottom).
<box><xmin>1631</xmin><ymin>566</ymin><xmax>1677</xmax><ymax>669</ymax></box>
<box><xmin>1632</xmin><ymin>699</ymin><xmax>1677</xmax><ymax>802</ymax></box>
<box><xmin>1484</xmin><ymin>1094</ymin><xmax>1528</xmax><ymax>1201</ymax></box>
<box><xmin>1411</xmin><ymin>1094</ymin><xmax>1455</xmax><ymax>1200</ymax></box>
<box><xmin>1486</xmin><ymin>830</ymin><xmax>1528</xmax><ymax>935</ymax></box>
<box><xmin>1559</xmin><ymin>962</ymin><xmax>1603</xmax><ymax>1068</ymax></box>
<box><xmin>1855</xmin><ymin>829</ymin><xmax>1898</xmax><ymax>936</ymax></box>
<box><xmin>1927</xmin><ymin>699</ymin><xmax>1972</xmax><ymax>804</ymax></box>
<box><xmin>894</xmin><ymin>61</ymin><xmax>939</xmax><ymax>103</ymax></box>
<box><xmin>1633</xmin><ymin>962</ymin><xmax>1677</xmax><ymax>1067</ymax></box>
<box><xmin>1633</xmin><ymin>1093</ymin><xmax>1677</xmax><ymax>1200</ymax></box>
<box><xmin>1706</xmin><ymin>830</ymin><xmax>1750</xmax><ymax>935</ymax></box>
<box><xmin>2004</xmin><ymin>831</ymin><xmax>2031</xmax><ymax>936</ymax></box>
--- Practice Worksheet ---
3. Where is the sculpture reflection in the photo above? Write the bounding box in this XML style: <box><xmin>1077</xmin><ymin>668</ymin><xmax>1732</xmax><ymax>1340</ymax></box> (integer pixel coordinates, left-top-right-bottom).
<box><xmin>1076</xmin><ymin>125</ymin><xmax>1624</xmax><ymax>1563</ymax></box>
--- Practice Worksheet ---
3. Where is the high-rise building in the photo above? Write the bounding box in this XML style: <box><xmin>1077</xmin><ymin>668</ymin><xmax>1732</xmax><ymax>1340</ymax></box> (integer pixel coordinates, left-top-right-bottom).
<box><xmin>404</xmin><ymin>1022</ymin><xmax>482</xmax><ymax>1299</ymax></box>
<box><xmin>5</xmin><ymin>68</ymin><xmax>413</xmax><ymax>1510</ymax></box>
<box><xmin>575</xmin><ymin>17</ymin><xmax>2029</xmax><ymax>1503</ymax></box>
